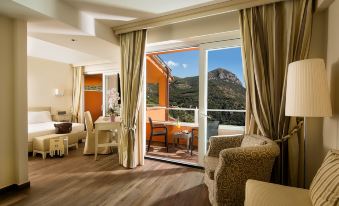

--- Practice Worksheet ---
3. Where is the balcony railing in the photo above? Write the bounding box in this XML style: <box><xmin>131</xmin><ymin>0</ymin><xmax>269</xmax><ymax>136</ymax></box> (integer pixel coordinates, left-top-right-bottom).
<box><xmin>146</xmin><ymin>106</ymin><xmax>245</xmax><ymax>130</ymax></box>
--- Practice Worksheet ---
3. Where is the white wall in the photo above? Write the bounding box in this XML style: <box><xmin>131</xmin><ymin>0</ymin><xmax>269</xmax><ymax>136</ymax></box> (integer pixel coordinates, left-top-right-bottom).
<box><xmin>27</xmin><ymin>56</ymin><xmax>73</xmax><ymax>114</ymax></box>
<box><xmin>0</xmin><ymin>15</ymin><xmax>28</xmax><ymax>189</ymax></box>
<box><xmin>305</xmin><ymin>10</ymin><xmax>328</xmax><ymax>186</ymax></box>
<box><xmin>323</xmin><ymin>0</ymin><xmax>339</xmax><ymax>151</ymax></box>
<box><xmin>306</xmin><ymin>0</ymin><xmax>339</xmax><ymax>186</ymax></box>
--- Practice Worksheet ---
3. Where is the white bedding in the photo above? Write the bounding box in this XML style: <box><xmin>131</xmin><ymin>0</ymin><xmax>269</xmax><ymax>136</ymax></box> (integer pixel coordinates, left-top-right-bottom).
<box><xmin>28</xmin><ymin>121</ymin><xmax>85</xmax><ymax>142</ymax></box>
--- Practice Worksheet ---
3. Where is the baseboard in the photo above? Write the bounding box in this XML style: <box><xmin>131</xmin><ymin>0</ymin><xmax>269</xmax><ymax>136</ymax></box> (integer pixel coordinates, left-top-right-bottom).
<box><xmin>0</xmin><ymin>181</ymin><xmax>30</xmax><ymax>195</ymax></box>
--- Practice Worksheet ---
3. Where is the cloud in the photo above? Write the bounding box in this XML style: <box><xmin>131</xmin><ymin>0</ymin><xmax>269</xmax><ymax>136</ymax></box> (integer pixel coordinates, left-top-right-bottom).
<box><xmin>182</xmin><ymin>64</ymin><xmax>188</xmax><ymax>68</ymax></box>
<box><xmin>166</xmin><ymin>60</ymin><xmax>178</xmax><ymax>68</ymax></box>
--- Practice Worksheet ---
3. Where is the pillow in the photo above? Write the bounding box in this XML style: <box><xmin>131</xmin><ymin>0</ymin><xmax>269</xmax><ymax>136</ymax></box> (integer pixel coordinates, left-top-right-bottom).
<box><xmin>240</xmin><ymin>135</ymin><xmax>267</xmax><ymax>147</ymax></box>
<box><xmin>28</xmin><ymin>111</ymin><xmax>52</xmax><ymax>124</ymax></box>
<box><xmin>310</xmin><ymin>149</ymin><xmax>339</xmax><ymax>206</ymax></box>
<box><xmin>54</xmin><ymin>123</ymin><xmax>72</xmax><ymax>134</ymax></box>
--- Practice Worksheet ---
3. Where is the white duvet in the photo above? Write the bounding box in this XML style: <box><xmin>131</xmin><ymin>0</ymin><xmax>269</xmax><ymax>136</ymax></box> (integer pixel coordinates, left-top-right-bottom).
<box><xmin>28</xmin><ymin>121</ymin><xmax>85</xmax><ymax>142</ymax></box>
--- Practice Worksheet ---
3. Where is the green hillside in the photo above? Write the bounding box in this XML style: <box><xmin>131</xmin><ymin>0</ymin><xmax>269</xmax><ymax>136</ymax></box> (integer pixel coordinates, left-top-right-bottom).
<box><xmin>169</xmin><ymin>68</ymin><xmax>246</xmax><ymax>125</ymax></box>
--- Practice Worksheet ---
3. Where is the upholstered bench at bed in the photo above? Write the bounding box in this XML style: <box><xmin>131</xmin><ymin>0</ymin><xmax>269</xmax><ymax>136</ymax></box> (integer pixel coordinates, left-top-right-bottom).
<box><xmin>33</xmin><ymin>134</ymin><xmax>78</xmax><ymax>159</ymax></box>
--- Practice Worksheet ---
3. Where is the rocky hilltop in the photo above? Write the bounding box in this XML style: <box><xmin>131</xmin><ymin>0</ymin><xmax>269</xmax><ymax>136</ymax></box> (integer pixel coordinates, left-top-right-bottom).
<box><xmin>168</xmin><ymin>68</ymin><xmax>246</xmax><ymax>125</ymax></box>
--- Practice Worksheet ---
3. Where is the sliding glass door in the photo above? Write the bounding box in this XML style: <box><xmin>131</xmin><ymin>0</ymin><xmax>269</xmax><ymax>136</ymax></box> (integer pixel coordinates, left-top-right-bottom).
<box><xmin>144</xmin><ymin>40</ymin><xmax>244</xmax><ymax>166</ymax></box>
<box><xmin>198</xmin><ymin>39</ymin><xmax>244</xmax><ymax>165</ymax></box>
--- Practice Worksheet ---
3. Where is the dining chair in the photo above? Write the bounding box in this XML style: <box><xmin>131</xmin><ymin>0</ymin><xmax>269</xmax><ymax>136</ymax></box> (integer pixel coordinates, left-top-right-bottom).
<box><xmin>207</xmin><ymin>121</ymin><xmax>219</xmax><ymax>138</ymax></box>
<box><xmin>206</xmin><ymin>120</ymin><xmax>220</xmax><ymax>150</ymax></box>
<box><xmin>83</xmin><ymin>111</ymin><xmax>114</xmax><ymax>156</ymax></box>
<box><xmin>190</xmin><ymin>128</ymin><xmax>198</xmax><ymax>155</ymax></box>
<box><xmin>147</xmin><ymin>117</ymin><xmax>168</xmax><ymax>152</ymax></box>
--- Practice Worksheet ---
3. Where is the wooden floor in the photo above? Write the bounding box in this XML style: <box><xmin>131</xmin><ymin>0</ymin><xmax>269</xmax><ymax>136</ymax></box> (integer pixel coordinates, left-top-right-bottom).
<box><xmin>0</xmin><ymin>143</ymin><xmax>210</xmax><ymax>206</ymax></box>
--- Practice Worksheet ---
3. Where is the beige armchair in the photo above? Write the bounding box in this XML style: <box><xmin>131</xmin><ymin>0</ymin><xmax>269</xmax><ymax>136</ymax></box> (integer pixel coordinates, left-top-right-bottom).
<box><xmin>83</xmin><ymin>111</ymin><xmax>113</xmax><ymax>155</ymax></box>
<box><xmin>204</xmin><ymin>134</ymin><xmax>280</xmax><ymax>206</ymax></box>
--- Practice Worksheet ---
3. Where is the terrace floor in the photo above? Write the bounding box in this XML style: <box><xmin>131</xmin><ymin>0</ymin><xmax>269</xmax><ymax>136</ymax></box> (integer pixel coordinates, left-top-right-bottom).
<box><xmin>146</xmin><ymin>142</ymin><xmax>198</xmax><ymax>164</ymax></box>
<box><xmin>146</xmin><ymin>129</ymin><xmax>244</xmax><ymax>165</ymax></box>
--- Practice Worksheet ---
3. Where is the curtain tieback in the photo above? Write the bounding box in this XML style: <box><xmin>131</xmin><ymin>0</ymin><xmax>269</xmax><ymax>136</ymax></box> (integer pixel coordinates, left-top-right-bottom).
<box><xmin>275</xmin><ymin>121</ymin><xmax>304</xmax><ymax>143</ymax></box>
<box><xmin>122</xmin><ymin>124</ymin><xmax>137</xmax><ymax>132</ymax></box>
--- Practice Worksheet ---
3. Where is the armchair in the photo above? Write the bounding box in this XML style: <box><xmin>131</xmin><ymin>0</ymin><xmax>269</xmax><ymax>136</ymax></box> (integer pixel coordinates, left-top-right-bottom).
<box><xmin>204</xmin><ymin>134</ymin><xmax>280</xmax><ymax>206</ymax></box>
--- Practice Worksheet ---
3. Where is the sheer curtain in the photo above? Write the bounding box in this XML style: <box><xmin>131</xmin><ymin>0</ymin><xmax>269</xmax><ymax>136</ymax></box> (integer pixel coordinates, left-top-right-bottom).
<box><xmin>72</xmin><ymin>66</ymin><xmax>84</xmax><ymax>123</ymax></box>
<box><xmin>119</xmin><ymin>29</ymin><xmax>147</xmax><ymax>168</ymax></box>
<box><xmin>239</xmin><ymin>0</ymin><xmax>313</xmax><ymax>186</ymax></box>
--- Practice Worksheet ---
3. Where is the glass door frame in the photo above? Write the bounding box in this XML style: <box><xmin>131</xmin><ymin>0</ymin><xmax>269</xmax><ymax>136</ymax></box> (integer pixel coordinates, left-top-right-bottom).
<box><xmin>198</xmin><ymin>39</ymin><xmax>242</xmax><ymax>166</ymax></box>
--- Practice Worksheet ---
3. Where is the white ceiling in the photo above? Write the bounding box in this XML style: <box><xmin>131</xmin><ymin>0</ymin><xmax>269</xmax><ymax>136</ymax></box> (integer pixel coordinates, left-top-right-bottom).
<box><xmin>28</xmin><ymin>33</ymin><xmax>120</xmax><ymax>63</ymax></box>
<box><xmin>28</xmin><ymin>20</ymin><xmax>87</xmax><ymax>35</ymax></box>
<box><xmin>62</xmin><ymin>0</ymin><xmax>229</xmax><ymax>27</ymax></box>
<box><xmin>0</xmin><ymin>0</ymin><xmax>235</xmax><ymax>66</ymax></box>
<box><xmin>27</xmin><ymin>37</ymin><xmax>109</xmax><ymax>65</ymax></box>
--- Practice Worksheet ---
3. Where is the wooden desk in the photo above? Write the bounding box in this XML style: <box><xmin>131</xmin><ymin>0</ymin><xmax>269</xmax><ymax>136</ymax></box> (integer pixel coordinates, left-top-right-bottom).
<box><xmin>94</xmin><ymin>116</ymin><xmax>121</xmax><ymax>160</ymax></box>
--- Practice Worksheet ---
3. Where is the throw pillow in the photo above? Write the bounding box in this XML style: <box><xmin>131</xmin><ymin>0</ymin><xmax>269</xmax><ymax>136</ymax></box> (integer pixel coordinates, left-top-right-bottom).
<box><xmin>309</xmin><ymin>149</ymin><xmax>339</xmax><ymax>206</ymax></box>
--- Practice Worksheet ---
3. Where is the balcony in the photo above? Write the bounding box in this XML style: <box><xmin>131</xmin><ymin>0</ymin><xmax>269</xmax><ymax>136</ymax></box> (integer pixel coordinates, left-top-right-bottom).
<box><xmin>146</xmin><ymin>106</ymin><xmax>245</xmax><ymax>164</ymax></box>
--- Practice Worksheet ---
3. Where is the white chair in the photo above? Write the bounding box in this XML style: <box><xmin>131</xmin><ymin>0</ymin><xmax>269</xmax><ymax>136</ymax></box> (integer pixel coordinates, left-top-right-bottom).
<box><xmin>83</xmin><ymin>111</ymin><xmax>117</xmax><ymax>158</ymax></box>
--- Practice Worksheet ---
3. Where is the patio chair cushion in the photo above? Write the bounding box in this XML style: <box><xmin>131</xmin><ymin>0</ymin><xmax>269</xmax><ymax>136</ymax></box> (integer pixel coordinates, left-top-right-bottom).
<box><xmin>310</xmin><ymin>149</ymin><xmax>339</xmax><ymax>206</ymax></box>
<box><xmin>204</xmin><ymin>156</ymin><xmax>219</xmax><ymax>180</ymax></box>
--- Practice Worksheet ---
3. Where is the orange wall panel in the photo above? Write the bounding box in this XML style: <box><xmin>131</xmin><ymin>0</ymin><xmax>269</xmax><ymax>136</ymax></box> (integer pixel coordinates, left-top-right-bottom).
<box><xmin>84</xmin><ymin>74</ymin><xmax>102</xmax><ymax>121</ymax></box>
<box><xmin>146</xmin><ymin>57</ymin><xmax>168</xmax><ymax>107</ymax></box>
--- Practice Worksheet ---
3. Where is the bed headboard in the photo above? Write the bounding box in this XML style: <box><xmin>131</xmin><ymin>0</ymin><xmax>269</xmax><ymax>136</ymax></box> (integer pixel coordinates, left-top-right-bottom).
<box><xmin>28</xmin><ymin>107</ymin><xmax>51</xmax><ymax>112</ymax></box>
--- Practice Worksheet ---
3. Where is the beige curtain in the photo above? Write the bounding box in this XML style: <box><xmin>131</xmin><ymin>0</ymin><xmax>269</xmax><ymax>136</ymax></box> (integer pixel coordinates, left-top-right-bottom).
<box><xmin>119</xmin><ymin>29</ymin><xmax>147</xmax><ymax>168</ymax></box>
<box><xmin>239</xmin><ymin>0</ymin><xmax>313</xmax><ymax>186</ymax></box>
<box><xmin>72</xmin><ymin>66</ymin><xmax>84</xmax><ymax>123</ymax></box>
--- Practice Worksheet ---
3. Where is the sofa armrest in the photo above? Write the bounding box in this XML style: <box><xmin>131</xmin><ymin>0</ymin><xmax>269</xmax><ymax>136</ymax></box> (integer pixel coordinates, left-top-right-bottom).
<box><xmin>206</xmin><ymin>134</ymin><xmax>243</xmax><ymax>157</ymax></box>
<box><xmin>245</xmin><ymin>180</ymin><xmax>312</xmax><ymax>206</ymax></box>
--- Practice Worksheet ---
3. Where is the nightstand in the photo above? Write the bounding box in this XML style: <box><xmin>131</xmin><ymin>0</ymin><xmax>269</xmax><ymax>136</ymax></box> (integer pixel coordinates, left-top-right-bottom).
<box><xmin>53</xmin><ymin>114</ymin><xmax>72</xmax><ymax>122</ymax></box>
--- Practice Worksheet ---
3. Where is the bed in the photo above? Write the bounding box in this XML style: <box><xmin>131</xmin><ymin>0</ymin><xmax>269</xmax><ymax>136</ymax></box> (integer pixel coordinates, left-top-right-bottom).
<box><xmin>27</xmin><ymin>107</ymin><xmax>86</xmax><ymax>152</ymax></box>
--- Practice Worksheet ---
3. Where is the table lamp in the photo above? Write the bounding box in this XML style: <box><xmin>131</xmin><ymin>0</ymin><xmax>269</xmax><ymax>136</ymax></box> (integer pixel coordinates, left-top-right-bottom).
<box><xmin>285</xmin><ymin>58</ymin><xmax>332</xmax><ymax>187</ymax></box>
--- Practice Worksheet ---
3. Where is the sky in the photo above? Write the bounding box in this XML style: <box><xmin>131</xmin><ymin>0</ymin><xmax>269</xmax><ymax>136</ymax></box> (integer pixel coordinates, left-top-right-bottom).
<box><xmin>158</xmin><ymin>47</ymin><xmax>244</xmax><ymax>85</ymax></box>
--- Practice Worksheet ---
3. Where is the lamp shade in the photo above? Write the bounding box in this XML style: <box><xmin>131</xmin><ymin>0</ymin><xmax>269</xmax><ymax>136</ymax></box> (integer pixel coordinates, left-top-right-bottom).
<box><xmin>285</xmin><ymin>59</ymin><xmax>332</xmax><ymax>117</ymax></box>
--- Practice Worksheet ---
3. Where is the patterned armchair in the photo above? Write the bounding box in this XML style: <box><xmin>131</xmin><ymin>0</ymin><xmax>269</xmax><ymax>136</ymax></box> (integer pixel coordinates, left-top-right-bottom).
<box><xmin>204</xmin><ymin>134</ymin><xmax>280</xmax><ymax>206</ymax></box>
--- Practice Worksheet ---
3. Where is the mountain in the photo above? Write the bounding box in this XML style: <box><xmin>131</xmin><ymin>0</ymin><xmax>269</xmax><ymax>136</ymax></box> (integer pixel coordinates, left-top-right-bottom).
<box><xmin>169</xmin><ymin>68</ymin><xmax>246</xmax><ymax>125</ymax></box>
<box><xmin>208</xmin><ymin>68</ymin><xmax>242</xmax><ymax>85</ymax></box>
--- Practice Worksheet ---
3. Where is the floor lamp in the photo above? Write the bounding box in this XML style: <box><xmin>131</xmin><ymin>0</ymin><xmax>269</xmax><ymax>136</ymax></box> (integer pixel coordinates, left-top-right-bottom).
<box><xmin>285</xmin><ymin>58</ymin><xmax>332</xmax><ymax>188</ymax></box>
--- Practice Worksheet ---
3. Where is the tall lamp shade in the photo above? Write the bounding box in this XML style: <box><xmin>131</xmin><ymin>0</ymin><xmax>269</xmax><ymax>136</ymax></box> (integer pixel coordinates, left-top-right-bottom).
<box><xmin>285</xmin><ymin>59</ymin><xmax>332</xmax><ymax>117</ymax></box>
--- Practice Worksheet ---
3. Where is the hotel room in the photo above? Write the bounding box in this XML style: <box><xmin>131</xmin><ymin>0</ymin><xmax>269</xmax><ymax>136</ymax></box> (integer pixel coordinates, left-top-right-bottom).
<box><xmin>0</xmin><ymin>0</ymin><xmax>338</xmax><ymax>206</ymax></box>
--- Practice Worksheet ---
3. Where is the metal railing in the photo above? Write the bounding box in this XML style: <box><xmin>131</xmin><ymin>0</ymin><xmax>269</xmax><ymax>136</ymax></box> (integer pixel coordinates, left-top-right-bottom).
<box><xmin>146</xmin><ymin>106</ymin><xmax>245</xmax><ymax>127</ymax></box>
